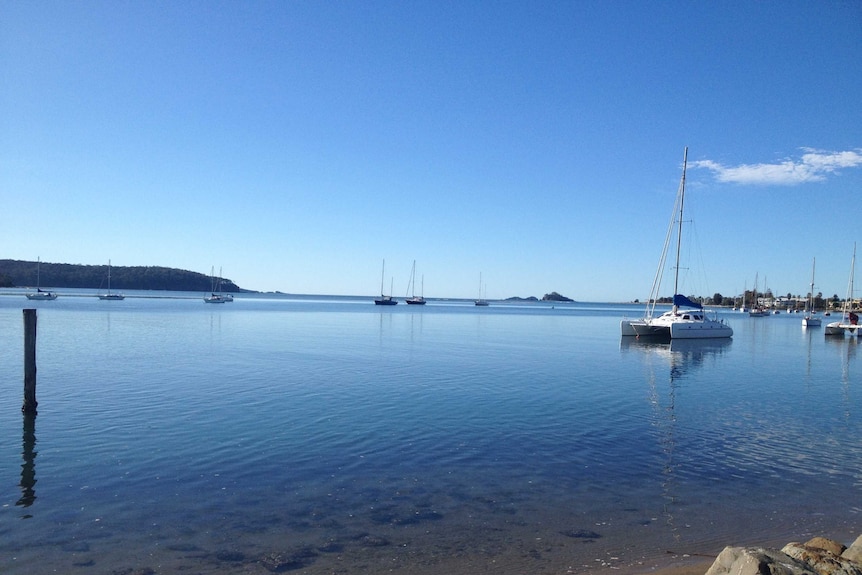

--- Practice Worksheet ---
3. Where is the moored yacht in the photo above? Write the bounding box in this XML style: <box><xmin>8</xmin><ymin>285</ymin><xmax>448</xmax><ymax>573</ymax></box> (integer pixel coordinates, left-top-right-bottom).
<box><xmin>621</xmin><ymin>148</ymin><xmax>732</xmax><ymax>340</ymax></box>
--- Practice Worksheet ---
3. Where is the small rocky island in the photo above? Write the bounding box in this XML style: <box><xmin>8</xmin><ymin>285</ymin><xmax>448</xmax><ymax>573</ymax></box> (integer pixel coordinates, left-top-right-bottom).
<box><xmin>505</xmin><ymin>292</ymin><xmax>574</xmax><ymax>302</ymax></box>
<box><xmin>542</xmin><ymin>291</ymin><xmax>574</xmax><ymax>302</ymax></box>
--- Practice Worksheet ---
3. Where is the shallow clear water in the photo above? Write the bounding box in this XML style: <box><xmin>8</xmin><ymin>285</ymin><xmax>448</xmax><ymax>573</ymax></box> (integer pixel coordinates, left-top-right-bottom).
<box><xmin>0</xmin><ymin>293</ymin><xmax>859</xmax><ymax>574</ymax></box>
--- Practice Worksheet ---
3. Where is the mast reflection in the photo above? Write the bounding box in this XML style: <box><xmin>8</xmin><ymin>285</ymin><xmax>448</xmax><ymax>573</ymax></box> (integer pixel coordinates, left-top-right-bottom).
<box><xmin>620</xmin><ymin>337</ymin><xmax>731</xmax><ymax>539</ymax></box>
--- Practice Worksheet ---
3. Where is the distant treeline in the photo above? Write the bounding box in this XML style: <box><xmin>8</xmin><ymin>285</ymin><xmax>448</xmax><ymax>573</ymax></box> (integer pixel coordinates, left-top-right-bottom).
<box><xmin>0</xmin><ymin>260</ymin><xmax>243</xmax><ymax>293</ymax></box>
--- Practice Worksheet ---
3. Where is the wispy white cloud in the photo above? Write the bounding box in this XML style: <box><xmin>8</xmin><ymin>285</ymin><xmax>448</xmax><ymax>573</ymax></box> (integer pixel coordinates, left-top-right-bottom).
<box><xmin>690</xmin><ymin>148</ymin><xmax>862</xmax><ymax>185</ymax></box>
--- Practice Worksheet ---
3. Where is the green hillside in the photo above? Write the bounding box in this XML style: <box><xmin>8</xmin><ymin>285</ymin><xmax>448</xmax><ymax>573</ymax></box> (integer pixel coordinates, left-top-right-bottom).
<box><xmin>0</xmin><ymin>260</ymin><xmax>244</xmax><ymax>293</ymax></box>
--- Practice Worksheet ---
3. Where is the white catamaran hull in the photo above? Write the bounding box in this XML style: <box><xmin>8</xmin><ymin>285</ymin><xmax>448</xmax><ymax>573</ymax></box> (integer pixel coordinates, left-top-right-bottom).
<box><xmin>825</xmin><ymin>322</ymin><xmax>860</xmax><ymax>337</ymax></box>
<box><xmin>620</xmin><ymin>320</ymin><xmax>640</xmax><ymax>336</ymax></box>
<box><xmin>623</xmin><ymin>316</ymin><xmax>732</xmax><ymax>339</ymax></box>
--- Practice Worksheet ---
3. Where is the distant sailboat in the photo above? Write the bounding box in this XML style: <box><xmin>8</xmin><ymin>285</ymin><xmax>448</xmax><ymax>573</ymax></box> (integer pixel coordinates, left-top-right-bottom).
<box><xmin>374</xmin><ymin>259</ymin><xmax>397</xmax><ymax>305</ymax></box>
<box><xmin>405</xmin><ymin>260</ymin><xmax>426</xmax><ymax>305</ymax></box>
<box><xmin>802</xmin><ymin>258</ymin><xmax>820</xmax><ymax>327</ymax></box>
<box><xmin>204</xmin><ymin>266</ymin><xmax>232</xmax><ymax>303</ymax></box>
<box><xmin>25</xmin><ymin>257</ymin><xmax>58</xmax><ymax>300</ymax></box>
<box><xmin>475</xmin><ymin>272</ymin><xmax>489</xmax><ymax>306</ymax></box>
<box><xmin>99</xmin><ymin>260</ymin><xmax>125</xmax><ymax>300</ymax></box>
<box><xmin>825</xmin><ymin>244</ymin><xmax>859</xmax><ymax>337</ymax></box>
<box><xmin>748</xmin><ymin>273</ymin><xmax>768</xmax><ymax>317</ymax></box>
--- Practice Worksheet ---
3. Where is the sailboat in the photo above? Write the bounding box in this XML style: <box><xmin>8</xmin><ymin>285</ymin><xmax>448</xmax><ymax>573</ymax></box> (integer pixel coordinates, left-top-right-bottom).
<box><xmin>748</xmin><ymin>273</ymin><xmax>768</xmax><ymax>316</ymax></box>
<box><xmin>98</xmin><ymin>260</ymin><xmax>125</xmax><ymax>300</ymax></box>
<box><xmin>825</xmin><ymin>244</ymin><xmax>859</xmax><ymax>337</ymax></box>
<box><xmin>405</xmin><ymin>260</ymin><xmax>426</xmax><ymax>305</ymax></box>
<box><xmin>801</xmin><ymin>258</ymin><xmax>820</xmax><ymax>327</ymax></box>
<box><xmin>25</xmin><ymin>257</ymin><xmax>58</xmax><ymax>300</ymax></box>
<box><xmin>204</xmin><ymin>266</ymin><xmax>232</xmax><ymax>303</ymax></box>
<box><xmin>474</xmin><ymin>272</ymin><xmax>489</xmax><ymax>306</ymax></box>
<box><xmin>620</xmin><ymin>148</ymin><xmax>732</xmax><ymax>339</ymax></box>
<box><xmin>374</xmin><ymin>259</ymin><xmax>397</xmax><ymax>305</ymax></box>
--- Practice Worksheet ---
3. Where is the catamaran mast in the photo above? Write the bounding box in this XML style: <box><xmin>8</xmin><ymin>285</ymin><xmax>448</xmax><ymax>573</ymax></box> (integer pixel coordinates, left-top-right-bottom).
<box><xmin>672</xmin><ymin>147</ymin><xmax>688</xmax><ymax>309</ymax></box>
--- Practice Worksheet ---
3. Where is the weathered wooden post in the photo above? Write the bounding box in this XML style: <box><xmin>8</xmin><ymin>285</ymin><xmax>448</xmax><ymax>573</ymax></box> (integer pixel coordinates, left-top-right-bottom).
<box><xmin>23</xmin><ymin>309</ymin><xmax>38</xmax><ymax>415</ymax></box>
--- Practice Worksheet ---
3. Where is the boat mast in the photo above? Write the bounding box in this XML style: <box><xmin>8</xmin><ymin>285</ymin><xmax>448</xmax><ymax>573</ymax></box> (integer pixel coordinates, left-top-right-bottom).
<box><xmin>845</xmin><ymin>244</ymin><xmax>856</xmax><ymax>319</ymax></box>
<box><xmin>809</xmin><ymin>258</ymin><xmax>816</xmax><ymax>312</ymax></box>
<box><xmin>407</xmin><ymin>260</ymin><xmax>416</xmax><ymax>297</ymax></box>
<box><xmin>672</xmin><ymin>147</ymin><xmax>688</xmax><ymax>310</ymax></box>
<box><xmin>380</xmin><ymin>259</ymin><xmax>385</xmax><ymax>296</ymax></box>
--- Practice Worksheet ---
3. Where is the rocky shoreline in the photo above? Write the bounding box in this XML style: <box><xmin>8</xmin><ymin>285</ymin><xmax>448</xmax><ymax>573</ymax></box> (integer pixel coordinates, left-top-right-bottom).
<box><xmin>692</xmin><ymin>535</ymin><xmax>862</xmax><ymax>575</ymax></box>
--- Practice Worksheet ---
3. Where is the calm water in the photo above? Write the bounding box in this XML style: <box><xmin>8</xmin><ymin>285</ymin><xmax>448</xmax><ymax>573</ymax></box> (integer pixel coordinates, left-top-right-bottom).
<box><xmin>0</xmin><ymin>293</ymin><xmax>859</xmax><ymax>575</ymax></box>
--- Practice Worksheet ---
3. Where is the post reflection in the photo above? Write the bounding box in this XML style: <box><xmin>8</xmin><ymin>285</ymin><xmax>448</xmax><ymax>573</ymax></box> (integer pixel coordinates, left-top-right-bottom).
<box><xmin>16</xmin><ymin>413</ymin><xmax>37</xmax><ymax>515</ymax></box>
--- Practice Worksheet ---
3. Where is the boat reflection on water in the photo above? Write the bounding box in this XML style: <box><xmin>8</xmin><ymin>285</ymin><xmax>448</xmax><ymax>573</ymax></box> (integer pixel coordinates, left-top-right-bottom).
<box><xmin>619</xmin><ymin>337</ymin><xmax>732</xmax><ymax>538</ymax></box>
<box><xmin>824</xmin><ymin>335</ymin><xmax>857</xmax><ymax>417</ymax></box>
<box><xmin>620</xmin><ymin>336</ymin><xmax>733</xmax><ymax>378</ymax></box>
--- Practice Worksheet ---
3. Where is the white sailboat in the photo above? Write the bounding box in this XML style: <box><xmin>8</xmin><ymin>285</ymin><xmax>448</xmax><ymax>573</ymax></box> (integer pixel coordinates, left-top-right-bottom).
<box><xmin>98</xmin><ymin>260</ymin><xmax>125</xmax><ymax>300</ymax></box>
<box><xmin>405</xmin><ymin>260</ymin><xmax>426</xmax><ymax>305</ymax></box>
<box><xmin>825</xmin><ymin>244</ymin><xmax>859</xmax><ymax>337</ymax></box>
<box><xmin>474</xmin><ymin>272</ymin><xmax>489</xmax><ymax>306</ymax></box>
<box><xmin>620</xmin><ymin>148</ymin><xmax>732</xmax><ymax>339</ymax></box>
<box><xmin>374</xmin><ymin>259</ymin><xmax>397</xmax><ymax>305</ymax></box>
<box><xmin>801</xmin><ymin>258</ymin><xmax>820</xmax><ymax>327</ymax></box>
<box><xmin>748</xmin><ymin>273</ymin><xmax>768</xmax><ymax>316</ymax></box>
<box><xmin>204</xmin><ymin>266</ymin><xmax>232</xmax><ymax>303</ymax></box>
<box><xmin>25</xmin><ymin>257</ymin><xmax>58</xmax><ymax>300</ymax></box>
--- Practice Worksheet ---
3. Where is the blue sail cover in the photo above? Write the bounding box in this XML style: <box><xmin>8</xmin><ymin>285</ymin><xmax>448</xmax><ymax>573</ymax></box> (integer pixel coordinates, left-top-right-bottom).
<box><xmin>673</xmin><ymin>294</ymin><xmax>703</xmax><ymax>309</ymax></box>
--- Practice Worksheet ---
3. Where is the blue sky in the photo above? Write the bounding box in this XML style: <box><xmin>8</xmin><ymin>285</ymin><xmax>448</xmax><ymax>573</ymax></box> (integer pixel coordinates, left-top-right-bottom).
<box><xmin>2</xmin><ymin>1</ymin><xmax>860</xmax><ymax>301</ymax></box>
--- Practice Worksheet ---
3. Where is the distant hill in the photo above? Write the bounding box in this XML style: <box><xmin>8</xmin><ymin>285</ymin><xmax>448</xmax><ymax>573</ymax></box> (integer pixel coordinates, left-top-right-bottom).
<box><xmin>0</xmin><ymin>260</ymin><xmax>244</xmax><ymax>293</ymax></box>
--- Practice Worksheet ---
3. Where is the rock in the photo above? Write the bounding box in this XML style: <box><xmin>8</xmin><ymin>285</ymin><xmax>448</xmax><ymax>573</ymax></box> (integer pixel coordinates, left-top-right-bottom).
<box><xmin>705</xmin><ymin>536</ymin><xmax>862</xmax><ymax>575</ymax></box>
<box><xmin>704</xmin><ymin>546</ymin><xmax>816</xmax><ymax>575</ymax></box>
<box><xmin>782</xmin><ymin>542</ymin><xmax>862</xmax><ymax>575</ymax></box>
<box><xmin>259</xmin><ymin>547</ymin><xmax>318</xmax><ymax>572</ymax></box>
<box><xmin>843</xmin><ymin>535</ymin><xmax>862</xmax><ymax>564</ymax></box>
<box><xmin>805</xmin><ymin>537</ymin><xmax>848</xmax><ymax>557</ymax></box>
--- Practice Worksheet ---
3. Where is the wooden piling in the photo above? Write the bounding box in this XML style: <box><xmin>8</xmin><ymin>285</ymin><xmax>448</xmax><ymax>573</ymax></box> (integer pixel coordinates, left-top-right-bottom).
<box><xmin>23</xmin><ymin>309</ymin><xmax>37</xmax><ymax>415</ymax></box>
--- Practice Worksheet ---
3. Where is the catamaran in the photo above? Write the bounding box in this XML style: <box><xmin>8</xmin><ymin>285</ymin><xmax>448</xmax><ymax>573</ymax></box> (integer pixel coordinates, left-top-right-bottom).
<box><xmin>621</xmin><ymin>148</ymin><xmax>732</xmax><ymax>340</ymax></box>
<box><xmin>825</xmin><ymin>244</ymin><xmax>858</xmax><ymax>337</ymax></box>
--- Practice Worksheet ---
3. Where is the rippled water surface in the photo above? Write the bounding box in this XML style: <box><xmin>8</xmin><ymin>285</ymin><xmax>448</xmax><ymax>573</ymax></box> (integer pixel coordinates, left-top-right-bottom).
<box><xmin>0</xmin><ymin>293</ymin><xmax>859</xmax><ymax>574</ymax></box>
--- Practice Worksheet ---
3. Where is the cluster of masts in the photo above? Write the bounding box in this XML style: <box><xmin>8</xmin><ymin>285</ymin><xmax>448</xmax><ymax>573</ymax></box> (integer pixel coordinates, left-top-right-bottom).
<box><xmin>373</xmin><ymin>259</ymin><xmax>489</xmax><ymax>307</ymax></box>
